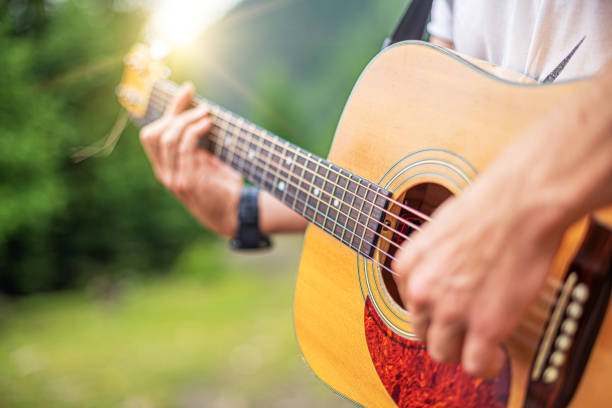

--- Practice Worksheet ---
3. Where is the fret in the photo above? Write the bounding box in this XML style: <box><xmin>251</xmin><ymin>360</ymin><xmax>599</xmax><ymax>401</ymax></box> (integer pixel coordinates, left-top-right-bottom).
<box><xmin>304</xmin><ymin>156</ymin><xmax>317</xmax><ymax>221</ymax></box>
<box><xmin>279</xmin><ymin>143</ymin><xmax>291</xmax><ymax>203</ymax></box>
<box><xmin>226</xmin><ymin>120</ymin><xmax>239</xmax><ymax>166</ymax></box>
<box><xmin>342</xmin><ymin>172</ymin><xmax>358</xmax><ymax>248</ymax></box>
<box><xmin>252</xmin><ymin>130</ymin><xmax>265</xmax><ymax>186</ymax></box>
<box><xmin>351</xmin><ymin>175</ymin><xmax>367</xmax><ymax>250</ymax></box>
<box><xmin>233</xmin><ymin>122</ymin><xmax>252</xmax><ymax>179</ymax></box>
<box><xmin>295</xmin><ymin>153</ymin><xmax>309</xmax><ymax>219</ymax></box>
<box><xmin>285</xmin><ymin>146</ymin><xmax>298</xmax><ymax>211</ymax></box>
<box><xmin>313</xmin><ymin>158</ymin><xmax>328</xmax><ymax>227</ymax></box>
<box><xmin>332</xmin><ymin>168</ymin><xmax>349</xmax><ymax>240</ymax></box>
<box><xmin>212</xmin><ymin>120</ymin><xmax>225</xmax><ymax>159</ymax></box>
<box><xmin>359</xmin><ymin>181</ymin><xmax>378</xmax><ymax>257</ymax></box>
<box><xmin>260</xmin><ymin>133</ymin><xmax>276</xmax><ymax>192</ymax></box>
<box><xmin>322</xmin><ymin>164</ymin><xmax>337</xmax><ymax>234</ymax></box>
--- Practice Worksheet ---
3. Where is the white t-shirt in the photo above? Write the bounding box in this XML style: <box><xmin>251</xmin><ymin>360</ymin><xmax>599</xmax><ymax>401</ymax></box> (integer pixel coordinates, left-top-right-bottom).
<box><xmin>427</xmin><ymin>0</ymin><xmax>612</xmax><ymax>81</ymax></box>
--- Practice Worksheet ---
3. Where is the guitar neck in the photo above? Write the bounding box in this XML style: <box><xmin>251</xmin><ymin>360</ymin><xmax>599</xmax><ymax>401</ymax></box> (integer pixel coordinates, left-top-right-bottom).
<box><xmin>143</xmin><ymin>80</ymin><xmax>391</xmax><ymax>258</ymax></box>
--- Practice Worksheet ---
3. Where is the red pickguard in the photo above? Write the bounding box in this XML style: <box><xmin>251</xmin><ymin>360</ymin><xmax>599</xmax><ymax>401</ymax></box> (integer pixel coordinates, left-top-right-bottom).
<box><xmin>364</xmin><ymin>297</ymin><xmax>510</xmax><ymax>407</ymax></box>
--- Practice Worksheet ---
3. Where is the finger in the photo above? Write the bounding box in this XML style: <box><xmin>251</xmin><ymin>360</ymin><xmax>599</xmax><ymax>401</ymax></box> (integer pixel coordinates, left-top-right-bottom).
<box><xmin>179</xmin><ymin>117</ymin><xmax>212</xmax><ymax>155</ymax></box>
<box><xmin>173</xmin><ymin>119</ymin><xmax>213</xmax><ymax>199</ymax></box>
<box><xmin>164</xmin><ymin>82</ymin><xmax>195</xmax><ymax>118</ymax></box>
<box><xmin>410</xmin><ymin>309</ymin><xmax>431</xmax><ymax>344</ymax></box>
<box><xmin>159</xmin><ymin>105</ymin><xmax>209</xmax><ymax>179</ymax></box>
<box><xmin>461</xmin><ymin>332</ymin><xmax>505</xmax><ymax>378</ymax></box>
<box><xmin>426</xmin><ymin>320</ymin><xmax>465</xmax><ymax>364</ymax></box>
<box><xmin>140</xmin><ymin>118</ymin><xmax>170</xmax><ymax>175</ymax></box>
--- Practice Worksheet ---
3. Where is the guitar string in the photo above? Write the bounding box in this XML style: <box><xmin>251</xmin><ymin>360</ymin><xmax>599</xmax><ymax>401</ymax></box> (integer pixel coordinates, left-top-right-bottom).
<box><xmin>148</xmin><ymin>95</ymin><xmax>425</xmax><ymax>246</ymax></box>
<box><xmin>206</xmin><ymin>126</ymin><xmax>556</xmax><ymax>349</ymax></box>
<box><xmin>207</xmin><ymin>119</ymin><xmax>564</xmax><ymax>303</ymax></box>
<box><xmin>154</xmin><ymin>81</ymin><xmax>433</xmax><ymax>224</ymax></box>
<box><xmin>146</xmin><ymin>97</ymin><xmax>418</xmax><ymax>248</ymax></box>
<box><xmin>147</xmin><ymin>89</ymin><xmax>563</xmax><ymax>295</ymax></box>
<box><xmin>150</xmin><ymin>88</ymin><xmax>427</xmax><ymax>242</ymax></box>
<box><xmin>152</xmin><ymin>84</ymin><xmax>564</xmax><ymax>297</ymax></box>
<box><xmin>208</xmin><ymin>126</ymin><xmax>407</xmax><ymax>263</ymax></box>
<box><xmin>143</xmin><ymin>97</ymin><xmax>557</xmax><ymax>349</ymax></box>
<box><xmin>147</xmin><ymin>98</ymin><xmax>411</xmax><ymax>259</ymax></box>
<box><xmin>211</xmin><ymin>124</ymin><xmax>563</xmax><ymax>331</ymax></box>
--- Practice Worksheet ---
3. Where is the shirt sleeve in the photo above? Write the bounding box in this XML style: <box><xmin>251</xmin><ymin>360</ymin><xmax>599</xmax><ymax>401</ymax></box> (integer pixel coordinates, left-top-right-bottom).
<box><xmin>427</xmin><ymin>0</ymin><xmax>454</xmax><ymax>41</ymax></box>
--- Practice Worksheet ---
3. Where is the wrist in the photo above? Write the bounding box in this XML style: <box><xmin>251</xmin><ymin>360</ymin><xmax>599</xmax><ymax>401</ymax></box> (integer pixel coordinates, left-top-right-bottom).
<box><xmin>220</xmin><ymin>180</ymin><xmax>242</xmax><ymax>239</ymax></box>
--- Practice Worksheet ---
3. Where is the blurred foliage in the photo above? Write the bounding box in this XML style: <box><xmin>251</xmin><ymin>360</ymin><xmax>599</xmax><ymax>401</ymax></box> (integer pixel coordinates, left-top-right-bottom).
<box><xmin>0</xmin><ymin>0</ymin><xmax>207</xmax><ymax>294</ymax></box>
<box><xmin>0</xmin><ymin>0</ymin><xmax>405</xmax><ymax>294</ymax></box>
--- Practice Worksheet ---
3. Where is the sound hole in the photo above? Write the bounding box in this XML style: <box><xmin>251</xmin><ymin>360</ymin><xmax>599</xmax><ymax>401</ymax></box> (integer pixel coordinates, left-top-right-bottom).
<box><xmin>379</xmin><ymin>182</ymin><xmax>453</xmax><ymax>307</ymax></box>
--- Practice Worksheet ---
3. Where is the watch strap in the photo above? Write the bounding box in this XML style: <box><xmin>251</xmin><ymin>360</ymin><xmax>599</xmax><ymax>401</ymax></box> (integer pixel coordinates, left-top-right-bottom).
<box><xmin>230</xmin><ymin>186</ymin><xmax>271</xmax><ymax>250</ymax></box>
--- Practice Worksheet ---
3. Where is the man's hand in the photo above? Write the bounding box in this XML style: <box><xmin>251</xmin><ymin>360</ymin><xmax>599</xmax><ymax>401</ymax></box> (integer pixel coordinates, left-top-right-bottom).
<box><xmin>139</xmin><ymin>83</ymin><xmax>243</xmax><ymax>238</ymax></box>
<box><xmin>392</xmin><ymin>62</ymin><xmax>612</xmax><ymax>378</ymax></box>
<box><xmin>392</xmin><ymin>163</ymin><xmax>566</xmax><ymax>378</ymax></box>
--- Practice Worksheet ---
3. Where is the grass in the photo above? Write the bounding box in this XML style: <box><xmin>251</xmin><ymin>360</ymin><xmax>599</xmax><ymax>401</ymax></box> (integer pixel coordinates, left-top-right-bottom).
<box><xmin>0</xmin><ymin>238</ymin><xmax>353</xmax><ymax>408</ymax></box>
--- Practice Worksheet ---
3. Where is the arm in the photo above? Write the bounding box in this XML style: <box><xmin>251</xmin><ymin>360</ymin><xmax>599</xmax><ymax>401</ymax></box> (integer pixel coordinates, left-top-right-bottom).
<box><xmin>393</xmin><ymin>62</ymin><xmax>612</xmax><ymax>378</ymax></box>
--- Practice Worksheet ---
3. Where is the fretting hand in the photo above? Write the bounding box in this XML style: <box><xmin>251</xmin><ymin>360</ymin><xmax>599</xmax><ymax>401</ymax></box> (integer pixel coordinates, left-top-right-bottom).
<box><xmin>139</xmin><ymin>83</ymin><xmax>243</xmax><ymax>238</ymax></box>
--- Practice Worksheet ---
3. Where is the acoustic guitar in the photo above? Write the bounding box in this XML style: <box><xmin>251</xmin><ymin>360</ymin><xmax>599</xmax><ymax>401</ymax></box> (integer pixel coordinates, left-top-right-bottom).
<box><xmin>117</xmin><ymin>41</ymin><xmax>612</xmax><ymax>408</ymax></box>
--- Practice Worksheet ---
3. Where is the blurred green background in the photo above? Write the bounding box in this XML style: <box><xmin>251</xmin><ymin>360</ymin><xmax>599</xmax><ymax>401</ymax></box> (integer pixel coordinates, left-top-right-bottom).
<box><xmin>0</xmin><ymin>0</ymin><xmax>406</xmax><ymax>406</ymax></box>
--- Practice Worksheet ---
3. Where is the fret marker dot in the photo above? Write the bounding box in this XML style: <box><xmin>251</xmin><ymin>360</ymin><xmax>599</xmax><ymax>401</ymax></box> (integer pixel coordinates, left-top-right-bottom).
<box><xmin>333</xmin><ymin>199</ymin><xmax>340</xmax><ymax>207</ymax></box>
<box><xmin>248</xmin><ymin>151</ymin><xmax>255</xmax><ymax>159</ymax></box>
<box><xmin>278</xmin><ymin>181</ymin><xmax>286</xmax><ymax>192</ymax></box>
<box><xmin>314</xmin><ymin>188</ymin><xmax>320</xmax><ymax>196</ymax></box>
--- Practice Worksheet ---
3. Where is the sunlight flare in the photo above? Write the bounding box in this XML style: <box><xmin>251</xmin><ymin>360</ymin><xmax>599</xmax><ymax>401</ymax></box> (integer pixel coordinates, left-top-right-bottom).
<box><xmin>147</xmin><ymin>0</ymin><xmax>242</xmax><ymax>51</ymax></box>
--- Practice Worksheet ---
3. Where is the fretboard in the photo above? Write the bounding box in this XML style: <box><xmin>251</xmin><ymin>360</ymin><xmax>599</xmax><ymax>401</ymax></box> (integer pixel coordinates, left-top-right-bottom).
<box><xmin>142</xmin><ymin>80</ymin><xmax>391</xmax><ymax>258</ymax></box>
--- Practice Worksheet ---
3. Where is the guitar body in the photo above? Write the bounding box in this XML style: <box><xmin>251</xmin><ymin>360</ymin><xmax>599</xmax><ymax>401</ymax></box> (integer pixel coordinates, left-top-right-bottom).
<box><xmin>294</xmin><ymin>42</ymin><xmax>612</xmax><ymax>407</ymax></box>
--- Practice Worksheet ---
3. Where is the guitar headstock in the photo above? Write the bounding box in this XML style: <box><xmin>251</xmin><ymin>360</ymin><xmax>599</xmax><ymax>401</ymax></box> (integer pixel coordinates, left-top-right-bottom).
<box><xmin>117</xmin><ymin>43</ymin><xmax>170</xmax><ymax>119</ymax></box>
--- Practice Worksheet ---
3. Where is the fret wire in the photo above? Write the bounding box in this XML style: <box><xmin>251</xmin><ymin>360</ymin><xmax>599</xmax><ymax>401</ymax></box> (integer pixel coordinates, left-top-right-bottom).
<box><xmin>245</xmin><ymin>122</ymin><xmax>284</xmax><ymax>197</ymax></box>
<box><xmin>333</xmin><ymin>167</ymin><xmax>351</xmax><ymax>245</ymax></box>
<box><xmin>312</xmin><ymin>158</ymin><xmax>324</xmax><ymax>226</ymax></box>
<box><xmin>279</xmin><ymin>142</ymin><xmax>290</xmax><ymax>203</ymax></box>
<box><xmin>150</xmin><ymin>82</ymin><xmax>423</xmax><ymax>233</ymax></box>
<box><xmin>311</xmin><ymin>155</ymin><xmax>330</xmax><ymax>232</ymax></box>
<box><xmin>252</xmin><ymin>127</ymin><xmax>265</xmax><ymax>186</ymax></box>
<box><xmin>355</xmin><ymin>178</ymin><xmax>370</xmax><ymax>250</ymax></box>
<box><xmin>206</xmin><ymin>130</ymin><xmax>406</xmax><ymax>255</ymax></box>
<box><xmin>344</xmin><ymin>171</ymin><xmax>360</xmax><ymax>246</ymax></box>
<box><xmin>296</xmin><ymin>148</ymin><xmax>309</xmax><ymax>219</ymax></box>
<box><xmin>359</xmin><ymin>183</ymin><xmax>378</xmax><ymax>256</ymax></box>
<box><xmin>218</xmin><ymin>115</ymin><xmax>239</xmax><ymax>171</ymax></box>
<box><xmin>321</xmin><ymin>162</ymin><xmax>341</xmax><ymax>241</ymax></box>
<box><xmin>286</xmin><ymin>143</ymin><xmax>299</xmax><ymax>212</ymax></box>
<box><xmin>259</xmin><ymin>126</ymin><xmax>281</xmax><ymax>194</ymax></box>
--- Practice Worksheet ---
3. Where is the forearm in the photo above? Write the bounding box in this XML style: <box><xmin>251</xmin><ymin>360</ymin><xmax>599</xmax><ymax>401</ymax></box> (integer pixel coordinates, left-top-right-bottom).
<box><xmin>258</xmin><ymin>191</ymin><xmax>308</xmax><ymax>235</ymax></box>
<box><xmin>493</xmin><ymin>62</ymin><xmax>612</xmax><ymax>232</ymax></box>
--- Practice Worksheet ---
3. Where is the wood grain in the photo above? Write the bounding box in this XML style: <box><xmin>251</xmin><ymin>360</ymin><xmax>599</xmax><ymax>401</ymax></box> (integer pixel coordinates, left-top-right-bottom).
<box><xmin>293</xmin><ymin>42</ymin><xmax>612</xmax><ymax>408</ymax></box>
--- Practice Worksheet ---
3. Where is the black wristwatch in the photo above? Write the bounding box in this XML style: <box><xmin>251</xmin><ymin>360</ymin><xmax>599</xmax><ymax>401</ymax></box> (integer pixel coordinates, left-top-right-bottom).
<box><xmin>230</xmin><ymin>186</ymin><xmax>272</xmax><ymax>250</ymax></box>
